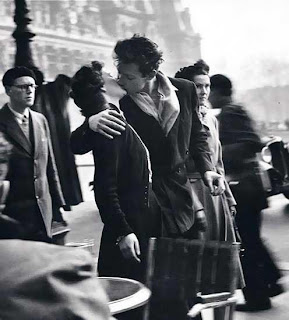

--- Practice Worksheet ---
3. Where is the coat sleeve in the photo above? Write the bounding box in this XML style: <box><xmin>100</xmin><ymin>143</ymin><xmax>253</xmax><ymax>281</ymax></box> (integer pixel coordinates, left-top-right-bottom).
<box><xmin>219</xmin><ymin>105</ymin><xmax>263</xmax><ymax>170</ymax></box>
<box><xmin>188</xmin><ymin>84</ymin><xmax>214</xmax><ymax>174</ymax></box>
<box><xmin>44</xmin><ymin>117</ymin><xmax>65</xmax><ymax>208</ymax></box>
<box><xmin>92</xmin><ymin>132</ymin><xmax>133</xmax><ymax>238</ymax></box>
<box><xmin>70</xmin><ymin>119</ymin><xmax>94</xmax><ymax>155</ymax></box>
<box><xmin>213</xmin><ymin>118</ymin><xmax>237</xmax><ymax>206</ymax></box>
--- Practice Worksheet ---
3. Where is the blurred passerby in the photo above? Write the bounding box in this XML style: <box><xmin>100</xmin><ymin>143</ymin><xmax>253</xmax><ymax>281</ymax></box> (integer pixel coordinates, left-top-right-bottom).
<box><xmin>209</xmin><ymin>74</ymin><xmax>283</xmax><ymax>311</ymax></box>
<box><xmin>0</xmin><ymin>132</ymin><xmax>25</xmax><ymax>238</ymax></box>
<box><xmin>0</xmin><ymin>66</ymin><xmax>65</xmax><ymax>242</ymax></box>
<box><xmin>33</xmin><ymin>74</ymin><xmax>83</xmax><ymax>211</ymax></box>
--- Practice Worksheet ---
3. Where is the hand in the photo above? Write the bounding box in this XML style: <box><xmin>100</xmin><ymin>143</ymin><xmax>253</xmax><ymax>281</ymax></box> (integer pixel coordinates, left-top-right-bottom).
<box><xmin>230</xmin><ymin>205</ymin><xmax>237</xmax><ymax>217</ymax></box>
<box><xmin>88</xmin><ymin>109</ymin><xmax>126</xmax><ymax>139</ymax></box>
<box><xmin>118</xmin><ymin>233</ymin><xmax>141</xmax><ymax>263</ymax></box>
<box><xmin>204</xmin><ymin>171</ymin><xmax>225</xmax><ymax>196</ymax></box>
<box><xmin>195</xmin><ymin>210</ymin><xmax>208</xmax><ymax>232</ymax></box>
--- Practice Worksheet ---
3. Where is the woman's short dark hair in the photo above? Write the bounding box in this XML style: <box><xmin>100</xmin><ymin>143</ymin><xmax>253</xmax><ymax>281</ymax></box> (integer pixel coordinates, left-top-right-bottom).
<box><xmin>175</xmin><ymin>59</ymin><xmax>209</xmax><ymax>81</ymax></box>
<box><xmin>70</xmin><ymin>61</ymin><xmax>108</xmax><ymax>117</ymax></box>
<box><xmin>210</xmin><ymin>74</ymin><xmax>232</xmax><ymax>97</ymax></box>
<box><xmin>2</xmin><ymin>66</ymin><xmax>36</xmax><ymax>87</ymax></box>
<box><xmin>114</xmin><ymin>34</ymin><xmax>163</xmax><ymax>77</ymax></box>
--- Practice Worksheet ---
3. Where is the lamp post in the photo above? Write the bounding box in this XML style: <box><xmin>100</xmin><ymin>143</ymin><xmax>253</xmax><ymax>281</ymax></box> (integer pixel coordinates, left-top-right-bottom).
<box><xmin>12</xmin><ymin>0</ymin><xmax>37</xmax><ymax>69</ymax></box>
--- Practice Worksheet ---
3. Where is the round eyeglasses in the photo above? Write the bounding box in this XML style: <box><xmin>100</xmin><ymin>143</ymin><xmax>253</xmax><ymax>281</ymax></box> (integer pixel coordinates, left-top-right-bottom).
<box><xmin>12</xmin><ymin>84</ymin><xmax>38</xmax><ymax>91</ymax></box>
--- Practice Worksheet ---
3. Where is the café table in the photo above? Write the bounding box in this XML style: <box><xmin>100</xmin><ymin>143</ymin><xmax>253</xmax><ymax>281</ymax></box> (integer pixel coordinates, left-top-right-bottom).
<box><xmin>98</xmin><ymin>277</ymin><xmax>151</xmax><ymax>315</ymax></box>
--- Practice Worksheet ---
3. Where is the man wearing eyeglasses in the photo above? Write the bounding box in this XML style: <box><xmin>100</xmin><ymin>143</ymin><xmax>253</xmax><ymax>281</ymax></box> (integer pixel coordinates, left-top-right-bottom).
<box><xmin>0</xmin><ymin>66</ymin><xmax>65</xmax><ymax>242</ymax></box>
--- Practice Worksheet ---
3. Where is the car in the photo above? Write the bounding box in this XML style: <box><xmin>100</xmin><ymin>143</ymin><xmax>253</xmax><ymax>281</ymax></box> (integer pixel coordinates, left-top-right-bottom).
<box><xmin>259</xmin><ymin>135</ymin><xmax>289</xmax><ymax>199</ymax></box>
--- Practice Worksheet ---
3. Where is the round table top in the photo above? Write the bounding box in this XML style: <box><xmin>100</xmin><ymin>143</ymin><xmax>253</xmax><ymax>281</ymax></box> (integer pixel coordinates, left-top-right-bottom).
<box><xmin>98</xmin><ymin>277</ymin><xmax>151</xmax><ymax>315</ymax></box>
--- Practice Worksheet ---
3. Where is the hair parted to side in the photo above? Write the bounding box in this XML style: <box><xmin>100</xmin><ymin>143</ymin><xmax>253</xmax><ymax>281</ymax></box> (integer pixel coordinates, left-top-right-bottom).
<box><xmin>2</xmin><ymin>66</ymin><xmax>36</xmax><ymax>87</ymax></box>
<box><xmin>114</xmin><ymin>34</ymin><xmax>163</xmax><ymax>76</ymax></box>
<box><xmin>70</xmin><ymin>61</ymin><xmax>108</xmax><ymax>117</ymax></box>
<box><xmin>175</xmin><ymin>59</ymin><xmax>210</xmax><ymax>81</ymax></box>
<box><xmin>210</xmin><ymin>74</ymin><xmax>232</xmax><ymax>97</ymax></box>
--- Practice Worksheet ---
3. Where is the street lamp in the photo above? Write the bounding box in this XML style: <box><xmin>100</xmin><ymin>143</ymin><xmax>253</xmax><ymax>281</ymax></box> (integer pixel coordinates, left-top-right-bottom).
<box><xmin>12</xmin><ymin>0</ymin><xmax>37</xmax><ymax>70</ymax></box>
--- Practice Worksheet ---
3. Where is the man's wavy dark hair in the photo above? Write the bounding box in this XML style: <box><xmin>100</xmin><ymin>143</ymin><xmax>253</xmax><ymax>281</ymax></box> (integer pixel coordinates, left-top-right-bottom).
<box><xmin>175</xmin><ymin>59</ymin><xmax>210</xmax><ymax>81</ymax></box>
<box><xmin>70</xmin><ymin>61</ymin><xmax>107</xmax><ymax>117</ymax></box>
<box><xmin>114</xmin><ymin>34</ymin><xmax>163</xmax><ymax>76</ymax></box>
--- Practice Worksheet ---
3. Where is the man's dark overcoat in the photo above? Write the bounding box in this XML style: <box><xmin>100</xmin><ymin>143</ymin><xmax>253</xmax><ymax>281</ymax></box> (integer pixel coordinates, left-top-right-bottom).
<box><xmin>119</xmin><ymin>77</ymin><xmax>213</xmax><ymax>235</ymax></box>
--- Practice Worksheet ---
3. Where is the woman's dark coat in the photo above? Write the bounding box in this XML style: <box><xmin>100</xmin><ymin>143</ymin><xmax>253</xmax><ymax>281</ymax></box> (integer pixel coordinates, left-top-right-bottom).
<box><xmin>71</xmin><ymin>119</ymin><xmax>154</xmax><ymax>281</ymax></box>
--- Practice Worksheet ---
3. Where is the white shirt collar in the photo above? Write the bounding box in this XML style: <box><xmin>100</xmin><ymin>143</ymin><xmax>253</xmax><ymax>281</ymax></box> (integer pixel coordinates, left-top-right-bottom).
<box><xmin>7</xmin><ymin>103</ymin><xmax>29</xmax><ymax>123</ymax></box>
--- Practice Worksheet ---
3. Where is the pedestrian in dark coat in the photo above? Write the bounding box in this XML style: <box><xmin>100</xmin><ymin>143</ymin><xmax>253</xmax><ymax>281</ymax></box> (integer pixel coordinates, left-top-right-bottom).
<box><xmin>33</xmin><ymin>74</ymin><xmax>83</xmax><ymax>209</ymax></box>
<box><xmin>209</xmin><ymin>74</ymin><xmax>283</xmax><ymax>312</ymax></box>
<box><xmin>0</xmin><ymin>132</ymin><xmax>25</xmax><ymax>238</ymax></box>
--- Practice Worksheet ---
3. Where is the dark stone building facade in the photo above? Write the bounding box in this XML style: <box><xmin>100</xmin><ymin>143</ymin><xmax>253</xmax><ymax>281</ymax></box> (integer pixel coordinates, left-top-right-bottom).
<box><xmin>0</xmin><ymin>0</ymin><xmax>201</xmax><ymax>83</ymax></box>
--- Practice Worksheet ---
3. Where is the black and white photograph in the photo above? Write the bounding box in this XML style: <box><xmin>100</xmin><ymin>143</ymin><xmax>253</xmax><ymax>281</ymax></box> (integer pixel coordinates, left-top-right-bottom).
<box><xmin>0</xmin><ymin>1</ymin><xmax>289</xmax><ymax>319</ymax></box>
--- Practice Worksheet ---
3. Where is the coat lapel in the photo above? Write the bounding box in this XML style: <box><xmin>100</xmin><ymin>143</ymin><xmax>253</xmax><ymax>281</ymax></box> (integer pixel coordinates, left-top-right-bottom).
<box><xmin>0</xmin><ymin>104</ymin><xmax>32</xmax><ymax>155</ymax></box>
<box><xmin>29</xmin><ymin>110</ymin><xmax>42</xmax><ymax>159</ymax></box>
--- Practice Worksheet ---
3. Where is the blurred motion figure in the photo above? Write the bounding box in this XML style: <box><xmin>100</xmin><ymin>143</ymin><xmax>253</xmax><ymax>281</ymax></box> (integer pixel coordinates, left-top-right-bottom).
<box><xmin>209</xmin><ymin>74</ymin><xmax>283</xmax><ymax>311</ymax></box>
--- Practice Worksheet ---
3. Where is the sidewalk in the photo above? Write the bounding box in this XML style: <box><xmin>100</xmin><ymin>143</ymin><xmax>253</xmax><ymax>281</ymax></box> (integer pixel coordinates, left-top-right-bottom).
<box><xmin>235</xmin><ymin>273</ymin><xmax>289</xmax><ymax>320</ymax></box>
<box><xmin>64</xmin><ymin>200</ymin><xmax>289</xmax><ymax>320</ymax></box>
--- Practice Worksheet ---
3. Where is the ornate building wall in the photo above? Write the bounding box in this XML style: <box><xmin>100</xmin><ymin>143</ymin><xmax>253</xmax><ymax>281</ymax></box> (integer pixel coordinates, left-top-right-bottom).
<box><xmin>0</xmin><ymin>0</ymin><xmax>201</xmax><ymax>84</ymax></box>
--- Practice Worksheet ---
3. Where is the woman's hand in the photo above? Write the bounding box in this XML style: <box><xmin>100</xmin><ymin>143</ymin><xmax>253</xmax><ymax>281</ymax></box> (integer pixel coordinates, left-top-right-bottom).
<box><xmin>118</xmin><ymin>233</ymin><xmax>141</xmax><ymax>263</ymax></box>
<box><xmin>203</xmin><ymin>171</ymin><xmax>225</xmax><ymax>196</ymax></box>
<box><xmin>88</xmin><ymin>109</ymin><xmax>126</xmax><ymax>139</ymax></box>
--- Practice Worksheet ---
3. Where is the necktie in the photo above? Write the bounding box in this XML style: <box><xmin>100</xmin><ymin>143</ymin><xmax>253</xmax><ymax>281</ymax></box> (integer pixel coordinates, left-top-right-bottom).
<box><xmin>21</xmin><ymin>115</ymin><xmax>30</xmax><ymax>141</ymax></box>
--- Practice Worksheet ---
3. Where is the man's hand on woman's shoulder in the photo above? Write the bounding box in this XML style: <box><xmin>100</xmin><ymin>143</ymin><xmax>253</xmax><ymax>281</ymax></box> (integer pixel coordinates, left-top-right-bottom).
<box><xmin>88</xmin><ymin>109</ymin><xmax>126</xmax><ymax>139</ymax></box>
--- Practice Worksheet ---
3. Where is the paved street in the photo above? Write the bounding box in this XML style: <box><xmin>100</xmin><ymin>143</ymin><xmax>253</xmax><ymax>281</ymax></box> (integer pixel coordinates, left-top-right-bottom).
<box><xmin>63</xmin><ymin>193</ymin><xmax>289</xmax><ymax>319</ymax></box>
